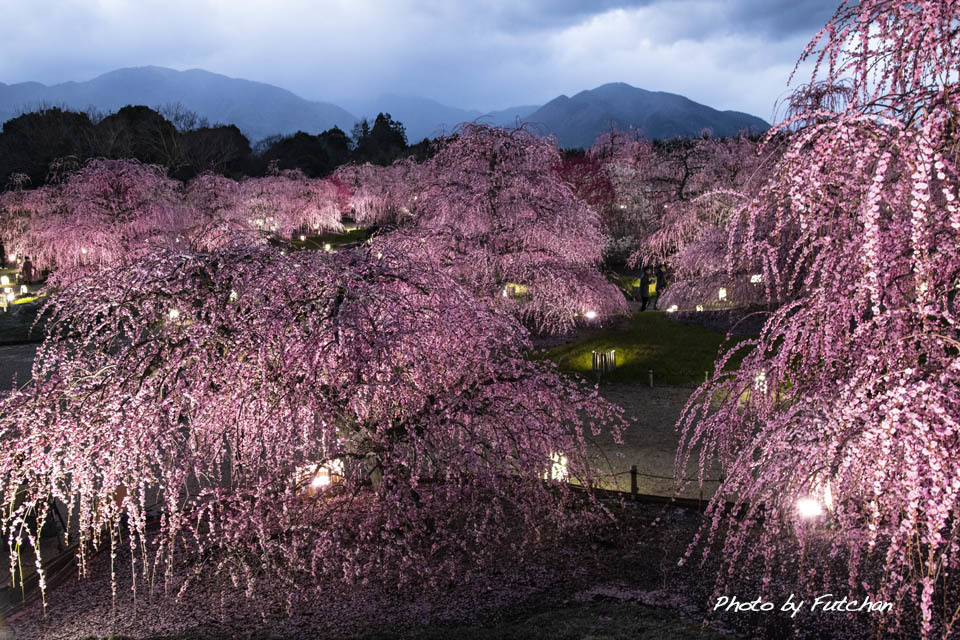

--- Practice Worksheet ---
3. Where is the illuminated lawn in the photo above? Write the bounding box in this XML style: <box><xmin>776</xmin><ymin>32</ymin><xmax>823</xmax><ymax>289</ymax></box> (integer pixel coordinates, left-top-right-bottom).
<box><xmin>543</xmin><ymin>311</ymin><xmax>753</xmax><ymax>385</ymax></box>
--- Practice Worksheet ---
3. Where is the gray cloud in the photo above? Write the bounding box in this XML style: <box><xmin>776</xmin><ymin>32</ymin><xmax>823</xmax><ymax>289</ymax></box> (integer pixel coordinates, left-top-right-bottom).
<box><xmin>0</xmin><ymin>1</ymin><xmax>843</xmax><ymax>120</ymax></box>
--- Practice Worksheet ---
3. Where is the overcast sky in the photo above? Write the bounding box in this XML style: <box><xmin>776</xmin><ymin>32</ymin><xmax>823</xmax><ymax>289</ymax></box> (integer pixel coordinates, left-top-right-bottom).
<box><xmin>0</xmin><ymin>0</ymin><xmax>840</xmax><ymax>121</ymax></box>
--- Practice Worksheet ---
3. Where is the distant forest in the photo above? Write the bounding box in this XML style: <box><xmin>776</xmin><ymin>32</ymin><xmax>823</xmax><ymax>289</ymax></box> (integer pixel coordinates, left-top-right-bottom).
<box><xmin>0</xmin><ymin>104</ymin><xmax>434</xmax><ymax>186</ymax></box>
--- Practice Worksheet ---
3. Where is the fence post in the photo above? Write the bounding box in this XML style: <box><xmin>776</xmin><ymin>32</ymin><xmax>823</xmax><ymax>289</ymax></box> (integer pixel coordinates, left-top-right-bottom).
<box><xmin>648</xmin><ymin>369</ymin><xmax>653</xmax><ymax>388</ymax></box>
<box><xmin>630</xmin><ymin>465</ymin><xmax>638</xmax><ymax>495</ymax></box>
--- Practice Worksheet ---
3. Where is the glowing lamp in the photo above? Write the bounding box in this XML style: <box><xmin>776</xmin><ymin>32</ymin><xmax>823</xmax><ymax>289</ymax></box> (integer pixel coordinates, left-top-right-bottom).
<box><xmin>376</xmin><ymin>252</ymin><xmax>383</xmax><ymax>259</ymax></box>
<box><xmin>168</xmin><ymin>308</ymin><xmax>180</xmax><ymax>321</ymax></box>
<box><xmin>324</xmin><ymin>243</ymin><xmax>332</xmax><ymax>252</ymax></box>
<box><xmin>0</xmin><ymin>276</ymin><xmax>9</xmax><ymax>286</ymax></box>
<box><xmin>619</xmin><ymin>204</ymin><xmax>627</xmax><ymax>210</ymax></box>
<box><xmin>502</xmin><ymin>288</ymin><xmax>509</xmax><ymax>298</ymax></box>
<box><xmin>4</xmin><ymin>293</ymin><xmax>13</xmax><ymax>303</ymax></box>
<box><xmin>229</xmin><ymin>290</ymin><xmax>238</xmax><ymax>303</ymax></box>
<box><xmin>718</xmin><ymin>288</ymin><xmax>727</xmax><ymax>301</ymax></box>
<box><xmin>8</xmin><ymin>254</ymin><xmax>16</xmax><ymax>263</ymax></box>
<box><xmin>299</xmin><ymin>235</ymin><xmax>306</xmax><ymax>242</ymax></box>
<box><xmin>666</xmin><ymin>305</ymin><xmax>678</xmax><ymax>313</ymax></box>
<box><xmin>750</xmin><ymin>274</ymin><xmax>763</xmax><ymax>284</ymax></box>
<box><xmin>295</xmin><ymin>460</ymin><xmax>345</xmax><ymax>497</ymax></box>
<box><xmin>585</xmin><ymin>310</ymin><xmax>597</xmax><ymax>320</ymax></box>
<box><xmin>796</xmin><ymin>497</ymin><xmax>824</xmax><ymax>519</ymax></box>
<box><xmin>696</xmin><ymin>305</ymin><xmax>704</xmax><ymax>312</ymax></box>
<box><xmin>81</xmin><ymin>247</ymin><xmax>88</xmax><ymax>255</ymax></box>
<box><xmin>19</xmin><ymin>285</ymin><xmax>27</xmax><ymax>295</ymax></box>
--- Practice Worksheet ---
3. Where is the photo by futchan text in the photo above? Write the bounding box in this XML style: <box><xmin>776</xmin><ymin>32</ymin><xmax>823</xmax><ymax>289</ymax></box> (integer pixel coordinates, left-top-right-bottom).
<box><xmin>714</xmin><ymin>594</ymin><xmax>894</xmax><ymax>618</ymax></box>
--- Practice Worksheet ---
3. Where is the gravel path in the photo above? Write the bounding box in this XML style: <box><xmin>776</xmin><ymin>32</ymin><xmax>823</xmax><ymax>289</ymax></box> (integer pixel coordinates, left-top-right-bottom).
<box><xmin>588</xmin><ymin>382</ymin><xmax>720</xmax><ymax>499</ymax></box>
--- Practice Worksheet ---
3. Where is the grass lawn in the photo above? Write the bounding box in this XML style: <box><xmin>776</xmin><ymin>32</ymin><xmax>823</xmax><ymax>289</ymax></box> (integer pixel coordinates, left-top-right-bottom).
<box><xmin>542</xmin><ymin>311</ymin><xmax>753</xmax><ymax>386</ymax></box>
<box><xmin>292</xmin><ymin>226</ymin><xmax>372</xmax><ymax>251</ymax></box>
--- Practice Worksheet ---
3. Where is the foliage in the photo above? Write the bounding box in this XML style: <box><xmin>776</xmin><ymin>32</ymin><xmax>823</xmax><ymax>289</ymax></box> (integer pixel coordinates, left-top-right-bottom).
<box><xmin>0</xmin><ymin>243</ymin><xmax>624</xmax><ymax>609</ymax></box>
<box><xmin>678</xmin><ymin>2</ymin><xmax>960</xmax><ymax>637</ymax></box>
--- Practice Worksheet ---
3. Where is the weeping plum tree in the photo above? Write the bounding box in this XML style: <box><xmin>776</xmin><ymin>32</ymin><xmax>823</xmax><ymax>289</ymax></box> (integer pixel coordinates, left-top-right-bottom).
<box><xmin>0</xmin><ymin>242</ymin><xmax>623</xmax><ymax>609</ymax></box>
<box><xmin>377</xmin><ymin>124</ymin><xmax>627</xmax><ymax>335</ymax></box>
<box><xmin>0</xmin><ymin>160</ymin><xmax>349</xmax><ymax>277</ymax></box>
<box><xmin>679</xmin><ymin>1</ymin><xmax>960</xmax><ymax>636</ymax></box>
<box><xmin>334</xmin><ymin>159</ymin><xmax>423</xmax><ymax>227</ymax></box>
<box><xmin>623</xmin><ymin>133</ymin><xmax>774</xmax><ymax>310</ymax></box>
<box><xmin>0</xmin><ymin>159</ymin><xmax>186</xmax><ymax>273</ymax></box>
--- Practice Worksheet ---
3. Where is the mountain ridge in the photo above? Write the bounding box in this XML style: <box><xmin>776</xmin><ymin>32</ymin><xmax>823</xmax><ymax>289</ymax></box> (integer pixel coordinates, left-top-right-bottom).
<box><xmin>0</xmin><ymin>69</ymin><xmax>770</xmax><ymax>147</ymax></box>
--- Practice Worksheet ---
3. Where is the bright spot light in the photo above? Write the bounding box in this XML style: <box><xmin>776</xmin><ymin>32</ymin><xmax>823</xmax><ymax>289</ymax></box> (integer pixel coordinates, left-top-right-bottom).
<box><xmin>585</xmin><ymin>310</ymin><xmax>597</xmax><ymax>320</ymax></box>
<box><xmin>619</xmin><ymin>204</ymin><xmax>627</xmax><ymax>210</ymax></box>
<box><xmin>545</xmin><ymin>452</ymin><xmax>568</xmax><ymax>482</ymax></box>
<box><xmin>502</xmin><ymin>287</ymin><xmax>509</xmax><ymax>298</ymax></box>
<box><xmin>19</xmin><ymin>285</ymin><xmax>27</xmax><ymax>295</ymax></box>
<box><xmin>750</xmin><ymin>274</ymin><xmax>763</xmax><ymax>284</ymax></box>
<box><xmin>324</xmin><ymin>243</ymin><xmax>332</xmax><ymax>252</ymax></box>
<box><xmin>718</xmin><ymin>288</ymin><xmax>727</xmax><ymax>301</ymax></box>
<box><xmin>796</xmin><ymin>497</ymin><xmax>824</xmax><ymax>518</ymax></box>
<box><xmin>295</xmin><ymin>460</ymin><xmax>344</xmax><ymax>495</ymax></box>
<box><xmin>666</xmin><ymin>305</ymin><xmax>678</xmax><ymax>313</ymax></box>
<box><xmin>376</xmin><ymin>252</ymin><xmax>383</xmax><ymax>259</ymax></box>
<box><xmin>696</xmin><ymin>305</ymin><xmax>704</xmax><ymax>312</ymax></box>
<box><xmin>299</xmin><ymin>235</ymin><xmax>306</xmax><ymax>242</ymax></box>
<box><xmin>229</xmin><ymin>290</ymin><xmax>238</xmax><ymax>303</ymax></box>
<box><xmin>4</xmin><ymin>293</ymin><xmax>13</xmax><ymax>303</ymax></box>
<box><xmin>0</xmin><ymin>276</ymin><xmax>9</xmax><ymax>286</ymax></box>
<box><xmin>8</xmin><ymin>254</ymin><xmax>15</xmax><ymax>263</ymax></box>
<box><xmin>168</xmin><ymin>308</ymin><xmax>180</xmax><ymax>321</ymax></box>
<box><xmin>81</xmin><ymin>247</ymin><xmax>88</xmax><ymax>255</ymax></box>
<box><xmin>754</xmin><ymin>372</ymin><xmax>767</xmax><ymax>393</ymax></box>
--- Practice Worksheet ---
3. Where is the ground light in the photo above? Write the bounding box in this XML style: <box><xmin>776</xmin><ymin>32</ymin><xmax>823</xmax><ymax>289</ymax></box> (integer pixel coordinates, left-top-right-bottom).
<box><xmin>585</xmin><ymin>310</ymin><xmax>597</xmax><ymax>320</ymax></box>
<box><xmin>718</xmin><ymin>287</ymin><xmax>727</xmax><ymax>301</ymax></box>
<box><xmin>544</xmin><ymin>453</ymin><xmax>568</xmax><ymax>482</ymax></box>
<box><xmin>796</xmin><ymin>497</ymin><xmax>824</xmax><ymax>518</ymax></box>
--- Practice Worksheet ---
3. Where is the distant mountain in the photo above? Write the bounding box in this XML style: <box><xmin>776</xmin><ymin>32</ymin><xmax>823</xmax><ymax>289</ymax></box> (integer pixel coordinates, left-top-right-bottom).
<box><xmin>350</xmin><ymin>95</ymin><xmax>538</xmax><ymax>142</ymax></box>
<box><xmin>0</xmin><ymin>66</ymin><xmax>357</xmax><ymax>143</ymax></box>
<box><xmin>0</xmin><ymin>70</ymin><xmax>768</xmax><ymax>149</ymax></box>
<box><xmin>522</xmin><ymin>82</ymin><xmax>769</xmax><ymax>148</ymax></box>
